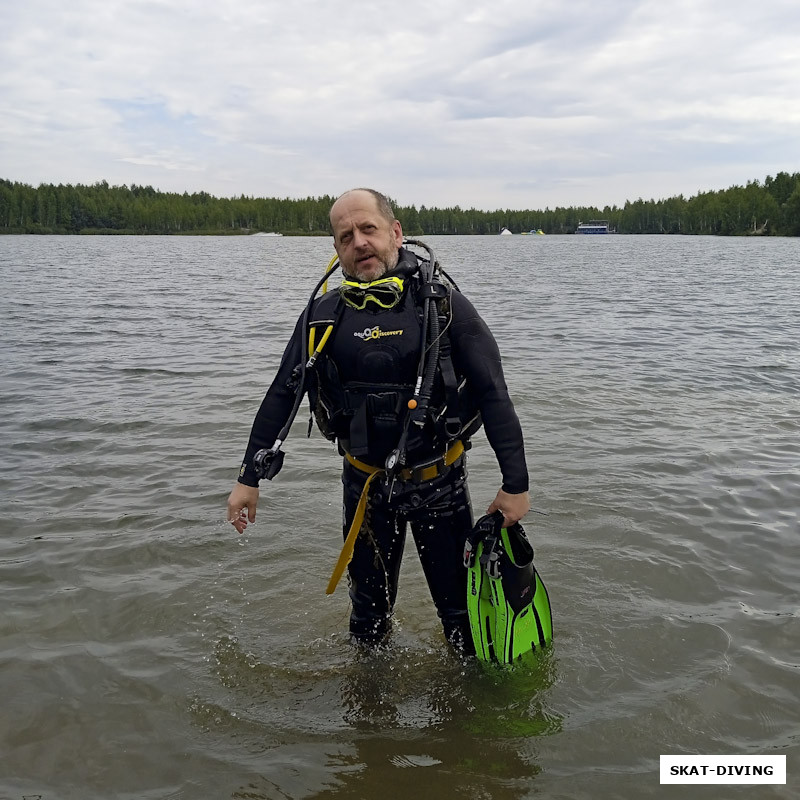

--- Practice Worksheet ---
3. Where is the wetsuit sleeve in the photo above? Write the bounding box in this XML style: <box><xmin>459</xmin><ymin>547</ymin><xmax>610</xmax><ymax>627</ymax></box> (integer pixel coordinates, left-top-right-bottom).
<box><xmin>448</xmin><ymin>291</ymin><xmax>529</xmax><ymax>494</ymax></box>
<box><xmin>237</xmin><ymin>312</ymin><xmax>306</xmax><ymax>486</ymax></box>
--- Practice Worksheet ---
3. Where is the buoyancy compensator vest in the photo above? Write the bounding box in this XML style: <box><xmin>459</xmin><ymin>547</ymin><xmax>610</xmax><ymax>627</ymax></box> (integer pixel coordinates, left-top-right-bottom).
<box><xmin>307</xmin><ymin>243</ymin><xmax>481</xmax><ymax>472</ymax></box>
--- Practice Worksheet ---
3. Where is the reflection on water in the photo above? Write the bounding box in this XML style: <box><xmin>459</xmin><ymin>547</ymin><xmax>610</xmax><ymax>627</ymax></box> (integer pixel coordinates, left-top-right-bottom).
<box><xmin>200</xmin><ymin>634</ymin><xmax>560</xmax><ymax>799</ymax></box>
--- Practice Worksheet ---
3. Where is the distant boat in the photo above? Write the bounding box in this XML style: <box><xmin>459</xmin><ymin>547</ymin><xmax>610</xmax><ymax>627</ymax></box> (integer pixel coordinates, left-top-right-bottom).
<box><xmin>499</xmin><ymin>227</ymin><xmax>513</xmax><ymax>235</ymax></box>
<box><xmin>521</xmin><ymin>229</ymin><xmax>545</xmax><ymax>235</ymax></box>
<box><xmin>576</xmin><ymin>220</ymin><xmax>613</xmax><ymax>234</ymax></box>
<box><xmin>252</xmin><ymin>231</ymin><xmax>283</xmax><ymax>237</ymax></box>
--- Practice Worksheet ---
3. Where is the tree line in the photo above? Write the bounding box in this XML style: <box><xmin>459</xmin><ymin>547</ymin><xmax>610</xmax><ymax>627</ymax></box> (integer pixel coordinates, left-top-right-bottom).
<box><xmin>1</xmin><ymin>172</ymin><xmax>799</xmax><ymax>236</ymax></box>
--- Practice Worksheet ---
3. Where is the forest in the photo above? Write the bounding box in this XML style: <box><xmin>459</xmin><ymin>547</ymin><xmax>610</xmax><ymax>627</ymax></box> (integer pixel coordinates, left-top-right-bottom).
<box><xmin>1</xmin><ymin>172</ymin><xmax>799</xmax><ymax>236</ymax></box>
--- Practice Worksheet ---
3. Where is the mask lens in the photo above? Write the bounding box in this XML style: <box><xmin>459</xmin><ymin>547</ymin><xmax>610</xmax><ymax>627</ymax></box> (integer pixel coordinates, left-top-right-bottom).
<box><xmin>340</xmin><ymin>277</ymin><xmax>404</xmax><ymax>309</ymax></box>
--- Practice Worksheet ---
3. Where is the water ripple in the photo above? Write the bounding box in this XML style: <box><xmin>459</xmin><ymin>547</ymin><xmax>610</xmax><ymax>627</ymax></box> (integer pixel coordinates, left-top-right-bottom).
<box><xmin>1</xmin><ymin>234</ymin><xmax>798</xmax><ymax>799</ymax></box>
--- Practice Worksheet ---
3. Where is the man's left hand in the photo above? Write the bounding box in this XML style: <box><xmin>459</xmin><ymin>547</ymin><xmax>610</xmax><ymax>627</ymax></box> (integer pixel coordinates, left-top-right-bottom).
<box><xmin>487</xmin><ymin>489</ymin><xmax>530</xmax><ymax>528</ymax></box>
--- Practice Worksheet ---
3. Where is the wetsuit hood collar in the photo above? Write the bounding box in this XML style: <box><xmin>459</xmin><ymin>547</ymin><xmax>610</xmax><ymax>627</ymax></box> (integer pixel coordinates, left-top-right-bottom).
<box><xmin>385</xmin><ymin>247</ymin><xmax>420</xmax><ymax>280</ymax></box>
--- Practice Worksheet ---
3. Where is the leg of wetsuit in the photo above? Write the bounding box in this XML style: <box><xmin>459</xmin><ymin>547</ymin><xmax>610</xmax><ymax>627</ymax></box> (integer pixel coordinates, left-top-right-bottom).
<box><xmin>406</xmin><ymin>464</ymin><xmax>475</xmax><ymax>654</ymax></box>
<box><xmin>342</xmin><ymin>461</ymin><xmax>406</xmax><ymax>644</ymax></box>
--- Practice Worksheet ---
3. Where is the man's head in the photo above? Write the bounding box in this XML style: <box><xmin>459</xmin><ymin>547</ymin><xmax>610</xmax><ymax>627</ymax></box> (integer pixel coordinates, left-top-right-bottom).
<box><xmin>330</xmin><ymin>189</ymin><xmax>403</xmax><ymax>281</ymax></box>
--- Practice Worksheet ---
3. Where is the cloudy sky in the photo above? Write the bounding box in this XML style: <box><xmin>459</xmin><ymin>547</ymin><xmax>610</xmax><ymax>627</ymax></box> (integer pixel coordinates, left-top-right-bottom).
<box><xmin>2</xmin><ymin>0</ymin><xmax>799</xmax><ymax>210</ymax></box>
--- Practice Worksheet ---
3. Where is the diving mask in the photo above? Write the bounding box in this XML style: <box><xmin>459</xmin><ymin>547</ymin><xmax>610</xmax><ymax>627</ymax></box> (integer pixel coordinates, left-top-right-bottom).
<box><xmin>339</xmin><ymin>276</ymin><xmax>405</xmax><ymax>310</ymax></box>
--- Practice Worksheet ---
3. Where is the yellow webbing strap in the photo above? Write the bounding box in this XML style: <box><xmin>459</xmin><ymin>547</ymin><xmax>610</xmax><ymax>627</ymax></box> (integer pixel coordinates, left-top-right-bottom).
<box><xmin>342</xmin><ymin>453</ymin><xmax>380</xmax><ymax>474</ymax></box>
<box><xmin>325</xmin><ymin>467</ymin><xmax>383</xmax><ymax>595</ymax></box>
<box><xmin>344</xmin><ymin>440</ymin><xmax>464</xmax><ymax>481</ymax></box>
<box><xmin>326</xmin><ymin>440</ymin><xmax>465</xmax><ymax>595</ymax></box>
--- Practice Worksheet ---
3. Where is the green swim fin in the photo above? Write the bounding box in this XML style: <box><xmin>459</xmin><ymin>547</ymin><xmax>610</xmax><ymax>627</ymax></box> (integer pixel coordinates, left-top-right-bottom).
<box><xmin>467</xmin><ymin>535</ymin><xmax>497</xmax><ymax>661</ymax></box>
<box><xmin>464</xmin><ymin>511</ymin><xmax>553</xmax><ymax>663</ymax></box>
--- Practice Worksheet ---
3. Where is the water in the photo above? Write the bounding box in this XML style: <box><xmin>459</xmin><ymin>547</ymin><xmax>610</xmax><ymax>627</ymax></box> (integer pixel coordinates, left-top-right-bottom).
<box><xmin>1</xmin><ymin>233</ymin><xmax>798</xmax><ymax>799</ymax></box>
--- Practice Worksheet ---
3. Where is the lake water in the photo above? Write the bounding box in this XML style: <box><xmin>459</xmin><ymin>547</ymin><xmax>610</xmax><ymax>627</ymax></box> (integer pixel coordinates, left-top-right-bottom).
<box><xmin>1</xmin><ymin>233</ymin><xmax>798</xmax><ymax>799</ymax></box>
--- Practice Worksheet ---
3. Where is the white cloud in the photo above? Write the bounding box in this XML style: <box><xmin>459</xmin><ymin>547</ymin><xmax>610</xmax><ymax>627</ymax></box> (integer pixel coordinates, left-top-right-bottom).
<box><xmin>118</xmin><ymin>150</ymin><xmax>205</xmax><ymax>172</ymax></box>
<box><xmin>1</xmin><ymin>0</ymin><xmax>799</xmax><ymax>209</ymax></box>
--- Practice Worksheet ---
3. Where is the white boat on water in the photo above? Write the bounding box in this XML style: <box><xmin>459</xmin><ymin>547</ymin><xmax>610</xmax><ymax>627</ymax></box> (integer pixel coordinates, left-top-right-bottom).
<box><xmin>499</xmin><ymin>227</ymin><xmax>513</xmax><ymax>235</ymax></box>
<box><xmin>576</xmin><ymin>220</ymin><xmax>613</xmax><ymax>234</ymax></box>
<box><xmin>252</xmin><ymin>231</ymin><xmax>283</xmax><ymax>237</ymax></box>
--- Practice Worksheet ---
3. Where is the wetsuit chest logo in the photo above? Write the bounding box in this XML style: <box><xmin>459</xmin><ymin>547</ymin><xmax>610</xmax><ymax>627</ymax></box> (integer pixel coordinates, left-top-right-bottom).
<box><xmin>354</xmin><ymin>325</ymin><xmax>404</xmax><ymax>341</ymax></box>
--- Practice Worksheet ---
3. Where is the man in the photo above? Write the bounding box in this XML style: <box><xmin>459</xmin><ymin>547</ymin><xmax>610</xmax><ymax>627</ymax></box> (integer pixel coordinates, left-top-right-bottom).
<box><xmin>227</xmin><ymin>188</ymin><xmax>529</xmax><ymax>651</ymax></box>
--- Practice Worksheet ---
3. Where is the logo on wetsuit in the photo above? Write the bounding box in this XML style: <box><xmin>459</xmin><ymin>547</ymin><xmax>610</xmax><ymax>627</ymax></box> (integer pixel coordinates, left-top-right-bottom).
<box><xmin>353</xmin><ymin>326</ymin><xmax>404</xmax><ymax>341</ymax></box>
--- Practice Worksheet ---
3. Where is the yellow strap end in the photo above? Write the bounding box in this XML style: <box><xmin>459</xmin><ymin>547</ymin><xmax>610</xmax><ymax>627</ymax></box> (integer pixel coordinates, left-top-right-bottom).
<box><xmin>325</xmin><ymin>469</ymin><xmax>382</xmax><ymax>594</ymax></box>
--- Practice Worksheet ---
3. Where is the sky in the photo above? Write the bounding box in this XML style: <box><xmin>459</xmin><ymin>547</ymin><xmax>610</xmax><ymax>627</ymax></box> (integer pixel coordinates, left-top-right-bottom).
<box><xmin>2</xmin><ymin>0</ymin><xmax>799</xmax><ymax>211</ymax></box>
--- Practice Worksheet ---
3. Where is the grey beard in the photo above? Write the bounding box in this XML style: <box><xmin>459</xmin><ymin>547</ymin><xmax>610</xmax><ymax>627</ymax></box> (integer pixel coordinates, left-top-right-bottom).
<box><xmin>346</xmin><ymin>248</ymin><xmax>400</xmax><ymax>281</ymax></box>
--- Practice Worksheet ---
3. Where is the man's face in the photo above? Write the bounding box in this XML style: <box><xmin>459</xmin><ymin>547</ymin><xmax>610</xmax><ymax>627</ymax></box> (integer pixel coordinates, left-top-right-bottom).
<box><xmin>330</xmin><ymin>191</ymin><xmax>403</xmax><ymax>282</ymax></box>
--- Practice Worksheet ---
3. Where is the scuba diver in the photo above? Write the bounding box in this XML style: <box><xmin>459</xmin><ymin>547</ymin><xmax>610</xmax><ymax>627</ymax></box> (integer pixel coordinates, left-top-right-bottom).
<box><xmin>226</xmin><ymin>188</ymin><xmax>530</xmax><ymax>652</ymax></box>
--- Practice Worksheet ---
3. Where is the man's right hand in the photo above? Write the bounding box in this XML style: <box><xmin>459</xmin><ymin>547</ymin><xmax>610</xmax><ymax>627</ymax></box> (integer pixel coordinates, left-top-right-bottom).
<box><xmin>227</xmin><ymin>483</ymin><xmax>259</xmax><ymax>534</ymax></box>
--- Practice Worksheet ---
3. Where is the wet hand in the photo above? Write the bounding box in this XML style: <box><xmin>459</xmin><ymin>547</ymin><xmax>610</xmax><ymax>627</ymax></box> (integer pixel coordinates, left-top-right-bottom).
<box><xmin>227</xmin><ymin>483</ymin><xmax>259</xmax><ymax>534</ymax></box>
<box><xmin>487</xmin><ymin>489</ymin><xmax>530</xmax><ymax>528</ymax></box>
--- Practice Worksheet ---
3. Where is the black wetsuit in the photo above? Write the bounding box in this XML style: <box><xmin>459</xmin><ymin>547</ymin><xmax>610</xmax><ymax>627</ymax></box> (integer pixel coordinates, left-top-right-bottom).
<box><xmin>238</xmin><ymin>248</ymin><xmax>528</xmax><ymax>649</ymax></box>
